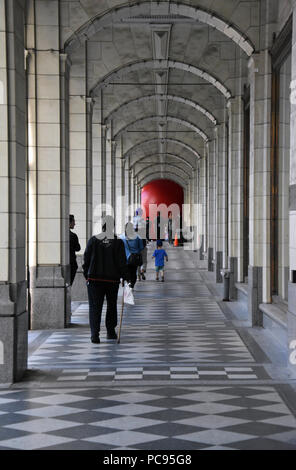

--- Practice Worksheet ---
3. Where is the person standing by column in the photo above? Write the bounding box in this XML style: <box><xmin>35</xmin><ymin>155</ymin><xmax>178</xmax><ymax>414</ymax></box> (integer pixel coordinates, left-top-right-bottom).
<box><xmin>69</xmin><ymin>214</ymin><xmax>81</xmax><ymax>286</ymax></box>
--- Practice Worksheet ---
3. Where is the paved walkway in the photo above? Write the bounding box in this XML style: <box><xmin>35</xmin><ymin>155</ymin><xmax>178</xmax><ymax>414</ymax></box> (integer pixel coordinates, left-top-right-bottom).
<box><xmin>1</xmin><ymin>245</ymin><xmax>296</xmax><ymax>449</ymax></box>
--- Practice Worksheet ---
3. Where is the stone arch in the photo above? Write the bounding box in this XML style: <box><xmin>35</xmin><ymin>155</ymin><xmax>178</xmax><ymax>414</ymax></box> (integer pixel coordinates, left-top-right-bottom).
<box><xmin>140</xmin><ymin>172</ymin><xmax>187</xmax><ymax>189</ymax></box>
<box><xmin>90</xmin><ymin>59</ymin><xmax>232</xmax><ymax>99</ymax></box>
<box><xmin>114</xmin><ymin>115</ymin><xmax>209</xmax><ymax>141</ymax></box>
<box><xmin>124</xmin><ymin>138</ymin><xmax>202</xmax><ymax>160</ymax></box>
<box><xmin>130</xmin><ymin>153</ymin><xmax>194</xmax><ymax>171</ymax></box>
<box><xmin>64</xmin><ymin>1</ymin><xmax>254</xmax><ymax>57</ymax></box>
<box><xmin>105</xmin><ymin>94</ymin><xmax>217</xmax><ymax>125</ymax></box>
<box><xmin>135</xmin><ymin>162</ymin><xmax>191</xmax><ymax>180</ymax></box>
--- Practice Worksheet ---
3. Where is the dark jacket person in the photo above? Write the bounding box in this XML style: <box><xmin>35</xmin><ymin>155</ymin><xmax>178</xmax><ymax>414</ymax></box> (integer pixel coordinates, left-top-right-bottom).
<box><xmin>82</xmin><ymin>217</ymin><xmax>129</xmax><ymax>343</ymax></box>
<box><xmin>69</xmin><ymin>214</ymin><xmax>81</xmax><ymax>285</ymax></box>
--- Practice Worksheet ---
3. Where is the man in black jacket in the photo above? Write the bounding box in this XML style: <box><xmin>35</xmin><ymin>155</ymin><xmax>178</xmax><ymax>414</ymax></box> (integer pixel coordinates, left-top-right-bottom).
<box><xmin>69</xmin><ymin>214</ymin><xmax>81</xmax><ymax>285</ymax></box>
<box><xmin>83</xmin><ymin>216</ymin><xmax>129</xmax><ymax>344</ymax></box>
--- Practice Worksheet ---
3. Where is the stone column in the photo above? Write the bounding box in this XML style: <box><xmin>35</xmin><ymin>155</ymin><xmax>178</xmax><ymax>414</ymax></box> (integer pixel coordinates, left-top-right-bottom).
<box><xmin>183</xmin><ymin>180</ymin><xmax>190</xmax><ymax>243</ymax></box>
<box><xmin>215</xmin><ymin>123</ymin><xmax>228</xmax><ymax>283</ymax></box>
<box><xmin>248</xmin><ymin>51</ymin><xmax>272</xmax><ymax>325</ymax></box>
<box><xmin>128</xmin><ymin>167</ymin><xmax>133</xmax><ymax>218</ymax></box>
<box><xmin>69</xmin><ymin>90</ymin><xmax>93</xmax><ymax>301</ymax></box>
<box><xmin>134</xmin><ymin>176</ymin><xmax>139</xmax><ymax>207</ymax></box>
<box><xmin>92</xmin><ymin>103</ymin><xmax>102</xmax><ymax>215</ymax></box>
<box><xmin>105</xmin><ymin>125</ymin><xmax>112</xmax><ymax>211</ymax></box>
<box><xmin>198</xmin><ymin>146</ymin><xmax>207</xmax><ymax>260</ymax></box>
<box><xmin>111</xmin><ymin>140</ymin><xmax>116</xmax><ymax>218</ymax></box>
<box><xmin>28</xmin><ymin>1</ymin><xmax>71</xmax><ymax>330</ymax></box>
<box><xmin>227</xmin><ymin>97</ymin><xmax>244</xmax><ymax>298</ymax></box>
<box><xmin>86</xmin><ymin>98</ymin><xmax>93</xmax><ymax>239</ymax></box>
<box><xmin>195</xmin><ymin>165</ymin><xmax>202</xmax><ymax>253</ymax></box>
<box><xmin>207</xmin><ymin>140</ymin><xmax>216</xmax><ymax>272</ymax></box>
<box><xmin>138</xmin><ymin>184</ymin><xmax>142</xmax><ymax>207</ymax></box>
<box><xmin>115</xmin><ymin>142</ymin><xmax>125</xmax><ymax>235</ymax></box>
<box><xmin>92</xmin><ymin>105</ymin><xmax>102</xmax><ymax>228</ymax></box>
<box><xmin>288</xmin><ymin>2</ymin><xmax>296</xmax><ymax>349</ymax></box>
<box><xmin>190</xmin><ymin>170</ymin><xmax>198</xmax><ymax>251</ymax></box>
<box><xmin>101</xmin><ymin>123</ymin><xmax>107</xmax><ymax>210</ymax></box>
<box><xmin>124</xmin><ymin>157</ymin><xmax>132</xmax><ymax>222</ymax></box>
<box><xmin>0</xmin><ymin>0</ymin><xmax>27</xmax><ymax>383</ymax></box>
<box><xmin>130</xmin><ymin>168</ymin><xmax>134</xmax><ymax>211</ymax></box>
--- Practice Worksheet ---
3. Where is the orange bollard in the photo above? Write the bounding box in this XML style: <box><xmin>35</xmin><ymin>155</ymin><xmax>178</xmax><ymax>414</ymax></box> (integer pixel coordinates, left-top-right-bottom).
<box><xmin>174</xmin><ymin>233</ymin><xmax>178</xmax><ymax>247</ymax></box>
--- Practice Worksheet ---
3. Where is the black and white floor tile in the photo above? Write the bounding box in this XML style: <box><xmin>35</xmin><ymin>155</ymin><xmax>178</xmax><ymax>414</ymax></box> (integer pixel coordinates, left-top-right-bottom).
<box><xmin>1</xmin><ymin>245</ymin><xmax>296</xmax><ymax>450</ymax></box>
<box><xmin>52</xmin><ymin>365</ymin><xmax>267</xmax><ymax>382</ymax></box>
<box><xmin>0</xmin><ymin>386</ymin><xmax>296</xmax><ymax>450</ymax></box>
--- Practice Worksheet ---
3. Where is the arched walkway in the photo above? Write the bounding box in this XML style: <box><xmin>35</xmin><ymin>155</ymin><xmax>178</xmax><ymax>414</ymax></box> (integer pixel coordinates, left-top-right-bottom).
<box><xmin>1</xmin><ymin>0</ymin><xmax>296</xmax><ymax>453</ymax></box>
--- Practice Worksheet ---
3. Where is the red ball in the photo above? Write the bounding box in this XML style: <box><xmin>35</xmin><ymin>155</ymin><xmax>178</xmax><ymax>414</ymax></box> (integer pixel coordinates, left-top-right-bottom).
<box><xmin>141</xmin><ymin>179</ymin><xmax>184</xmax><ymax>219</ymax></box>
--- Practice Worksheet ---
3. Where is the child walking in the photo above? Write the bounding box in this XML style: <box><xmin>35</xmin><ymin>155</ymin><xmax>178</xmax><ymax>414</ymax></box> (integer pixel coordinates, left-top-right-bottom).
<box><xmin>152</xmin><ymin>240</ymin><xmax>168</xmax><ymax>282</ymax></box>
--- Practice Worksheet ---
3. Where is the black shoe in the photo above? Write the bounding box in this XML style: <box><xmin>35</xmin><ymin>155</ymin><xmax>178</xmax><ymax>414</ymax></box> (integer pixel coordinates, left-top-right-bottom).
<box><xmin>107</xmin><ymin>330</ymin><xmax>117</xmax><ymax>340</ymax></box>
<box><xmin>91</xmin><ymin>336</ymin><xmax>100</xmax><ymax>344</ymax></box>
<box><xmin>141</xmin><ymin>272</ymin><xmax>146</xmax><ymax>280</ymax></box>
<box><xmin>161</xmin><ymin>278</ymin><xmax>164</xmax><ymax>282</ymax></box>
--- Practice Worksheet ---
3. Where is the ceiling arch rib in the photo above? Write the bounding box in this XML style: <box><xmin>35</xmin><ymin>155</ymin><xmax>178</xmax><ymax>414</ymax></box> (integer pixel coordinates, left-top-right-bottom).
<box><xmin>130</xmin><ymin>153</ymin><xmax>194</xmax><ymax>171</ymax></box>
<box><xmin>90</xmin><ymin>59</ymin><xmax>231</xmax><ymax>99</ymax></box>
<box><xmin>64</xmin><ymin>1</ymin><xmax>254</xmax><ymax>57</ymax></box>
<box><xmin>139</xmin><ymin>172</ymin><xmax>186</xmax><ymax>189</ymax></box>
<box><xmin>105</xmin><ymin>95</ymin><xmax>217</xmax><ymax>125</ymax></box>
<box><xmin>135</xmin><ymin>162</ymin><xmax>191</xmax><ymax>180</ymax></box>
<box><xmin>114</xmin><ymin>116</ymin><xmax>209</xmax><ymax>142</ymax></box>
<box><xmin>124</xmin><ymin>138</ymin><xmax>202</xmax><ymax>161</ymax></box>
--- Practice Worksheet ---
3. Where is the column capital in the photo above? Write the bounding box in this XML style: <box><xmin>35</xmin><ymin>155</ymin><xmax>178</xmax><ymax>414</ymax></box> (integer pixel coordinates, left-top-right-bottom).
<box><xmin>215</xmin><ymin>121</ymin><xmax>226</xmax><ymax>132</ymax></box>
<box><xmin>247</xmin><ymin>49</ymin><xmax>270</xmax><ymax>74</ymax></box>
<box><xmin>85</xmin><ymin>96</ymin><xmax>95</xmax><ymax>114</ymax></box>
<box><xmin>226</xmin><ymin>95</ymin><xmax>244</xmax><ymax>110</ymax></box>
<box><xmin>24</xmin><ymin>49</ymin><xmax>31</xmax><ymax>71</ymax></box>
<box><xmin>101</xmin><ymin>124</ymin><xmax>108</xmax><ymax>137</ymax></box>
<box><xmin>59</xmin><ymin>53</ymin><xmax>72</xmax><ymax>73</ymax></box>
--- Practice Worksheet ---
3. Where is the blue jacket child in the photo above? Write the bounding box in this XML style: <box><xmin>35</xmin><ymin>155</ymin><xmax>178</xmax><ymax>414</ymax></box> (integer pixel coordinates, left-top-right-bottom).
<box><xmin>152</xmin><ymin>240</ymin><xmax>168</xmax><ymax>282</ymax></box>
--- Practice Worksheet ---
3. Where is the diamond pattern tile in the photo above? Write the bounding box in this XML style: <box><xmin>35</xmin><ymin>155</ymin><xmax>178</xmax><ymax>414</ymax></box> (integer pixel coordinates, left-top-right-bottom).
<box><xmin>0</xmin><ymin>246</ymin><xmax>295</xmax><ymax>450</ymax></box>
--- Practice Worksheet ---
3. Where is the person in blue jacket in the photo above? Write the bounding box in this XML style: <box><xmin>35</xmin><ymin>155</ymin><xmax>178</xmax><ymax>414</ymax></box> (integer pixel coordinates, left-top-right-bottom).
<box><xmin>120</xmin><ymin>222</ymin><xmax>144</xmax><ymax>288</ymax></box>
<box><xmin>152</xmin><ymin>240</ymin><xmax>168</xmax><ymax>282</ymax></box>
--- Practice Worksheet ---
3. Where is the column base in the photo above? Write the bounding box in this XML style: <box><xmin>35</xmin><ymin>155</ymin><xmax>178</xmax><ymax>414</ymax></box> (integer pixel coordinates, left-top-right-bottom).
<box><xmin>71</xmin><ymin>255</ymin><xmax>88</xmax><ymax>302</ymax></box>
<box><xmin>208</xmin><ymin>247</ymin><xmax>214</xmax><ymax>272</ymax></box>
<box><xmin>30</xmin><ymin>266</ymin><xmax>70</xmax><ymax>330</ymax></box>
<box><xmin>71</xmin><ymin>272</ymin><xmax>88</xmax><ymax>302</ymax></box>
<box><xmin>215</xmin><ymin>251</ymin><xmax>223</xmax><ymax>283</ymax></box>
<box><xmin>229</xmin><ymin>257</ymin><xmax>238</xmax><ymax>300</ymax></box>
<box><xmin>288</xmin><ymin>283</ymin><xmax>296</xmax><ymax>344</ymax></box>
<box><xmin>198</xmin><ymin>235</ymin><xmax>205</xmax><ymax>260</ymax></box>
<box><xmin>0</xmin><ymin>283</ymin><xmax>28</xmax><ymax>384</ymax></box>
<box><xmin>248</xmin><ymin>266</ymin><xmax>263</xmax><ymax>326</ymax></box>
<box><xmin>288</xmin><ymin>283</ymin><xmax>296</xmax><ymax>370</ymax></box>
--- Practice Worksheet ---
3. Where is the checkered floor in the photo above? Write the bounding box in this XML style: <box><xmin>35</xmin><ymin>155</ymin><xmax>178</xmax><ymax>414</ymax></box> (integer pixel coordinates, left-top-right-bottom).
<box><xmin>0</xmin><ymin>386</ymin><xmax>296</xmax><ymax>450</ymax></box>
<box><xmin>53</xmin><ymin>366</ymin><xmax>267</xmax><ymax>382</ymax></box>
<box><xmin>1</xmin><ymin>245</ymin><xmax>296</xmax><ymax>449</ymax></box>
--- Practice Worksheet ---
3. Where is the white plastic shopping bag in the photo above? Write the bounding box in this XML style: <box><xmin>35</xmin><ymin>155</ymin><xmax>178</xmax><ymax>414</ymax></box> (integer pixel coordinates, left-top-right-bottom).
<box><xmin>123</xmin><ymin>282</ymin><xmax>135</xmax><ymax>305</ymax></box>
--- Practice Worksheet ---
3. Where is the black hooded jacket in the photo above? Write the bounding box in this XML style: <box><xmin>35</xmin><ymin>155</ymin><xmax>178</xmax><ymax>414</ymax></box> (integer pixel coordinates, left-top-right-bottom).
<box><xmin>82</xmin><ymin>234</ymin><xmax>129</xmax><ymax>282</ymax></box>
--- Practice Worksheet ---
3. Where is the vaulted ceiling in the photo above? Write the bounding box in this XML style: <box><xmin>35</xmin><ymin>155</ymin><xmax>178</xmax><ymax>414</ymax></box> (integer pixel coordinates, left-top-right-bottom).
<box><xmin>60</xmin><ymin>0</ymin><xmax>284</xmax><ymax>188</ymax></box>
